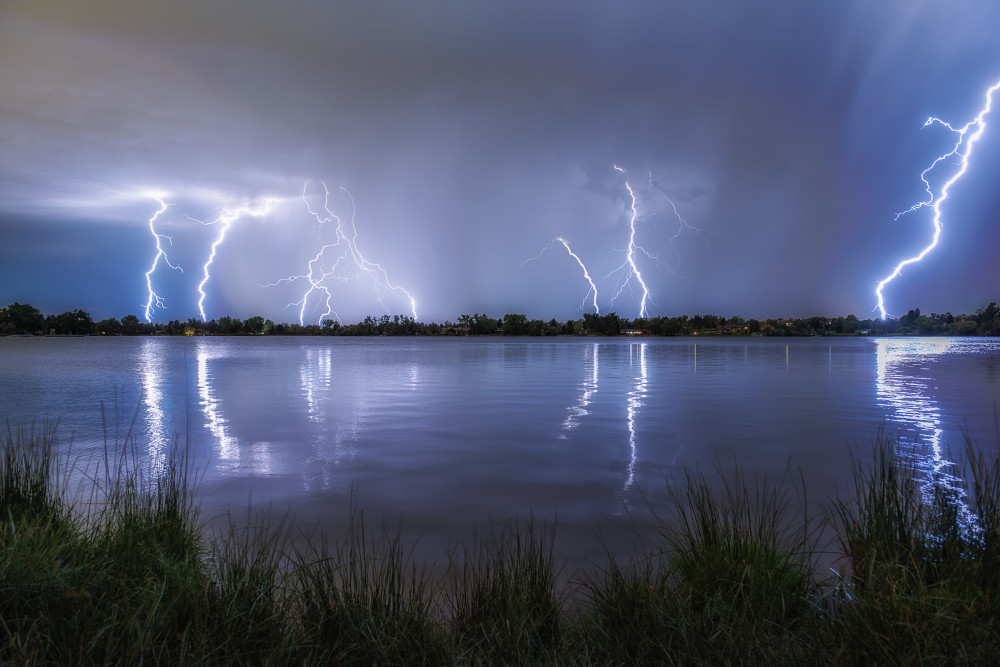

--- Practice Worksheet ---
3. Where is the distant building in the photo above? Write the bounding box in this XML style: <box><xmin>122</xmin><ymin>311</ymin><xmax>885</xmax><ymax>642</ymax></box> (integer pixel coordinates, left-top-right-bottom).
<box><xmin>700</xmin><ymin>324</ymin><xmax>750</xmax><ymax>335</ymax></box>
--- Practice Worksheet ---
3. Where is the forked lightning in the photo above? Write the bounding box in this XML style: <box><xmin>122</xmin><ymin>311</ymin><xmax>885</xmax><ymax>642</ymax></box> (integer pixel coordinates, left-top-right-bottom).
<box><xmin>875</xmin><ymin>79</ymin><xmax>1000</xmax><ymax>319</ymax></box>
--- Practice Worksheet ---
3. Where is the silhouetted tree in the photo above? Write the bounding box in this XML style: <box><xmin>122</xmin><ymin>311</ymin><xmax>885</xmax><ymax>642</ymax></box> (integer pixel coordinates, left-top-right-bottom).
<box><xmin>243</xmin><ymin>316</ymin><xmax>265</xmax><ymax>334</ymax></box>
<box><xmin>976</xmin><ymin>302</ymin><xmax>1000</xmax><ymax>335</ymax></box>
<box><xmin>218</xmin><ymin>316</ymin><xmax>242</xmax><ymax>334</ymax></box>
<box><xmin>468</xmin><ymin>313</ymin><xmax>499</xmax><ymax>335</ymax></box>
<box><xmin>2</xmin><ymin>302</ymin><xmax>45</xmax><ymax>334</ymax></box>
<box><xmin>96</xmin><ymin>317</ymin><xmax>122</xmax><ymax>335</ymax></box>
<box><xmin>121</xmin><ymin>314</ymin><xmax>141</xmax><ymax>335</ymax></box>
<box><xmin>47</xmin><ymin>309</ymin><xmax>94</xmax><ymax>335</ymax></box>
<box><xmin>583</xmin><ymin>312</ymin><xmax>622</xmax><ymax>335</ymax></box>
<box><xmin>502</xmin><ymin>313</ymin><xmax>528</xmax><ymax>336</ymax></box>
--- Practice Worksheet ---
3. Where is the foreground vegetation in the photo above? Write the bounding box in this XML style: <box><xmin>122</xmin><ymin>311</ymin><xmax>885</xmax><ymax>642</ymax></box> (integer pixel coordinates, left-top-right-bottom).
<box><xmin>2</xmin><ymin>424</ymin><xmax>1000</xmax><ymax>664</ymax></box>
<box><xmin>5</xmin><ymin>300</ymin><xmax>1000</xmax><ymax>337</ymax></box>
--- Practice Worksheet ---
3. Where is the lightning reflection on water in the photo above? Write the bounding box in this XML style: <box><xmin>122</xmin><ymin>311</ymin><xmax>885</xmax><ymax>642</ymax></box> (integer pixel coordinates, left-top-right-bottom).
<box><xmin>875</xmin><ymin>337</ymin><xmax>979</xmax><ymax>540</ymax></box>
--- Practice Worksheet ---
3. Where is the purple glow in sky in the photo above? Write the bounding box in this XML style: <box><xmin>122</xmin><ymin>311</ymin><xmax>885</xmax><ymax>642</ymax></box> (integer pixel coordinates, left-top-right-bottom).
<box><xmin>2</xmin><ymin>1</ymin><xmax>1000</xmax><ymax>322</ymax></box>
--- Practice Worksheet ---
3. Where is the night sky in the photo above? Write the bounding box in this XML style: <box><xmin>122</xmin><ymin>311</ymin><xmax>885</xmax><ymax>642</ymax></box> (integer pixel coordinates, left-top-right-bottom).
<box><xmin>3</xmin><ymin>1</ymin><xmax>1000</xmax><ymax>324</ymax></box>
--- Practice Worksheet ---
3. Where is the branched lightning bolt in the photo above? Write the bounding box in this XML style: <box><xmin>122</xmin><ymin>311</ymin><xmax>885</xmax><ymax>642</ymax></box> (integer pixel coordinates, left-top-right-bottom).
<box><xmin>522</xmin><ymin>237</ymin><xmax>600</xmax><ymax>314</ymax></box>
<box><xmin>142</xmin><ymin>192</ymin><xmax>182</xmax><ymax>323</ymax></box>
<box><xmin>875</xmin><ymin>79</ymin><xmax>1000</xmax><ymax>319</ymax></box>
<box><xmin>647</xmin><ymin>171</ymin><xmax>723</xmax><ymax>278</ymax></box>
<box><xmin>609</xmin><ymin>165</ymin><xmax>651</xmax><ymax>318</ymax></box>
<box><xmin>193</xmin><ymin>198</ymin><xmax>279</xmax><ymax>321</ymax></box>
<box><xmin>264</xmin><ymin>182</ymin><xmax>417</xmax><ymax>325</ymax></box>
<box><xmin>337</xmin><ymin>186</ymin><xmax>418</xmax><ymax>322</ymax></box>
<box><xmin>556</xmin><ymin>238</ymin><xmax>600</xmax><ymax>314</ymax></box>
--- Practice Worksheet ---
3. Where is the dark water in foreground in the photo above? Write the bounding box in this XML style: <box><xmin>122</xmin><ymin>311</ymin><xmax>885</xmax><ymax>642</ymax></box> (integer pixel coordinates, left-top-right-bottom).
<box><xmin>2</xmin><ymin>336</ymin><xmax>999</xmax><ymax>566</ymax></box>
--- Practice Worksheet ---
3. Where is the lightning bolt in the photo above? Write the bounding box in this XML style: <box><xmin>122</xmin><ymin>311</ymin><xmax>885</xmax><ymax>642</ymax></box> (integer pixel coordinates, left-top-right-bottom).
<box><xmin>646</xmin><ymin>171</ymin><xmax>722</xmax><ymax>278</ymax></box>
<box><xmin>141</xmin><ymin>191</ymin><xmax>182</xmax><ymax>323</ymax></box>
<box><xmin>521</xmin><ymin>237</ymin><xmax>600</xmax><ymax>314</ymax></box>
<box><xmin>263</xmin><ymin>183</ymin><xmax>342</xmax><ymax>325</ymax></box>
<box><xmin>193</xmin><ymin>198</ymin><xmax>279</xmax><ymax>321</ymax></box>
<box><xmin>875</xmin><ymin>78</ymin><xmax>1000</xmax><ymax>319</ymax></box>
<box><xmin>609</xmin><ymin>165</ymin><xmax>651</xmax><ymax>318</ymax></box>
<box><xmin>557</xmin><ymin>237</ymin><xmax>600</xmax><ymax>315</ymax></box>
<box><xmin>264</xmin><ymin>182</ymin><xmax>417</xmax><ymax>325</ymax></box>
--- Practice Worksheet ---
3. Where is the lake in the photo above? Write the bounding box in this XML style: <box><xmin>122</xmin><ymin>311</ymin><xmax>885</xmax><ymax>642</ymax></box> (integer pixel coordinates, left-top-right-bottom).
<box><xmin>2</xmin><ymin>335</ymin><xmax>999</xmax><ymax>568</ymax></box>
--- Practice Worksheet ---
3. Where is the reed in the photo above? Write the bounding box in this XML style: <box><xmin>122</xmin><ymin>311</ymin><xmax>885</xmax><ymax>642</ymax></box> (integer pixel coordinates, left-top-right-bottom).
<box><xmin>291</xmin><ymin>508</ymin><xmax>448</xmax><ymax>665</ymax></box>
<box><xmin>1</xmin><ymin>420</ymin><xmax>63</xmax><ymax>522</ymax></box>
<box><xmin>447</xmin><ymin>518</ymin><xmax>564</xmax><ymax>664</ymax></box>
<box><xmin>581</xmin><ymin>464</ymin><xmax>818</xmax><ymax>665</ymax></box>
<box><xmin>826</xmin><ymin>432</ymin><xmax>1000</xmax><ymax>663</ymax></box>
<box><xmin>3</xmin><ymin>421</ymin><xmax>1000</xmax><ymax>665</ymax></box>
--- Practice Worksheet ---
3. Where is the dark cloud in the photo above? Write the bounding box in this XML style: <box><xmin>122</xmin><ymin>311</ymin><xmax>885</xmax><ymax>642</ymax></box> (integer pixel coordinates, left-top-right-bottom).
<box><xmin>2</xmin><ymin>0</ymin><xmax>1000</xmax><ymax>322</ymax></box>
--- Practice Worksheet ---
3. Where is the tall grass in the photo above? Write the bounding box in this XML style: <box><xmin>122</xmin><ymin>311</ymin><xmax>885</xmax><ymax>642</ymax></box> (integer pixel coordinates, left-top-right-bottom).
<box><xmin>1</xmin><ymin>421</ymin><xmax>63</xmax><ymax>522</ymax></box>
<box><xmin>828</xmin><ymin>434</ymin><xmax>1000</xmax><ymax>663</ymax></box>
<box><xmin>0</xmin><ymin>421</ymin><xmax>208</xmax><ymax>664</ymax></box>
<box><xmin>2</xmin><ymin>421</ymin><xmax>1000</xmax><ymax>665</ymax></box>
<box><xmin>581</xmin><ymin>464</ymin><xmax>818</xmax><ymax>665</ymax></box>
<box><xmin>448</xmin><ymin>519</ymin><xmax>564</xmax><ymax>664</ymax></box>
<box><xmin>292</xmin><ymin>508</ymin><xmax>448</xmax><ymax>664</ymax></box>
<box><xmin>196</xmin><ymin>510</ymin><xmax>298</xmax><ymax>662</ymax></box>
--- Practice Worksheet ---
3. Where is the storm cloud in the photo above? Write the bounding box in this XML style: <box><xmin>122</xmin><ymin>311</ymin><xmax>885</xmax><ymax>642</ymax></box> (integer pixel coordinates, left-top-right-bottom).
<box><xmin>3</xmin><ymin>0</ymin><xmax>1000</xmax><ymax>322</ymax></box>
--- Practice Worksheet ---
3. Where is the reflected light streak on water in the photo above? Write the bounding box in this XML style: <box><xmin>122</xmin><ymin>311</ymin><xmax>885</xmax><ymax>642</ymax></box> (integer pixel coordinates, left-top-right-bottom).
<box><xmin>299</xmin><ymin>345</ymin><xmax>358</xmax><ymax>491</ymax></box>
<box><xmin>196</xmin><ymin>342</ymin><xmax>238</xmax><ymax>469</ymax></box>
<box><xmin>560</xmin><ymin>343</ymin><xmax>599</xmax><ymax>437</ymax></box>
<box><xmin>625</xmin><ymin>342</ymin><xmax>647</xmax><ymax>490</ymax></box>
<box><xmin>301</xmin><ymin>347</ymin><xmax>331</xmax><ymax>423</ymax></box>
<box><xmin>7</xmin><ymin>335</ymin><xmax>1000</xmax><ymax>573</ymax></box>
<box><xmin>875</xmin><ymin>338</ymin><xmax>977</xmax><ymax>537</ymax></box>
<box><xmin>405</xmin><ymin>360</ymin><xmax>420</xmax><ymax>391</ymax></box>
<box><xmin>139</xmin><ymin>338</ymin><xmax>169</xmax><ymax>474</ymax></box>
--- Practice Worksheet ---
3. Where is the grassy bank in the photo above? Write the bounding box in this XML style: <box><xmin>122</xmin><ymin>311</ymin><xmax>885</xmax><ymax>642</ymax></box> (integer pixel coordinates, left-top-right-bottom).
<box><xmin>2</xmin><ymin>424</ymin><xmax>999</xmax><ymax>665</ymax></box>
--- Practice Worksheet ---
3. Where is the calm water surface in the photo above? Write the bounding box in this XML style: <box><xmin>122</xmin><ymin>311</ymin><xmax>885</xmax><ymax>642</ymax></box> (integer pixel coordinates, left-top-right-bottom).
<box><xmin>2</xmin><ymin>336</ymin><xmax>999</xmax><ymax>565</ymax></box>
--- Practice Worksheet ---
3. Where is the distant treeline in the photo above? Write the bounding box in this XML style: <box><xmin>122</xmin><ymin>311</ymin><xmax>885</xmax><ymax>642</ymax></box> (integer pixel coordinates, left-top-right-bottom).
<box><xmin>3</xmin><ymin>301</ymin><xmax>1000</xmax><ymax>337</ymax></box>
